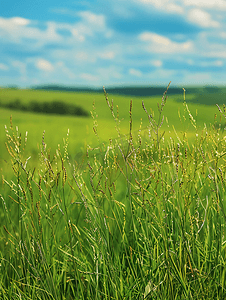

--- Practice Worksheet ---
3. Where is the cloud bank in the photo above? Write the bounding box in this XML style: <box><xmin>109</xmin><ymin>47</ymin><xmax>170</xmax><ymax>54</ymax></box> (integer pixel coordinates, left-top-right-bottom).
<box><xmin>0</xmin><ymin>0</ymin><xmax>226</xmax><ymax>87</ymax></box>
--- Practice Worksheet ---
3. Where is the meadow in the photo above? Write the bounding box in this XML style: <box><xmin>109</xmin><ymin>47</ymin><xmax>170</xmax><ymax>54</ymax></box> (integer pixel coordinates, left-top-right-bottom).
<box><xmin>1</xmin><ymin>84</ymin><xmax>226</xmax><ymax>299</ymax></box>
<box><xmin>0</xmin><ymin>86</ymin><xmax>222</xmax><ymax>173</ymax></box>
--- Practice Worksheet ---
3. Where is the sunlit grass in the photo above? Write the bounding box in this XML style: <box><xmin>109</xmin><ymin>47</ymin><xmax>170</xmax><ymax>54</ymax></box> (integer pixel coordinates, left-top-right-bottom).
<box><xmin>0</xmin><ymin>88</ymin><xmax>221</xmax><ymax>171</ymax></box>
<box><xmin>1</xmin><ymin>85</ymin><xmax>226</xmax><ymax>299</ymax></box>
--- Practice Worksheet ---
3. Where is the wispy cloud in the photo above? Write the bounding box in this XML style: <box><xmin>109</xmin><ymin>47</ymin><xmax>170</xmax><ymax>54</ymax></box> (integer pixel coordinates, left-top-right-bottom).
<box><xmin>71</xmin><ymin>11</ymin><xmax>113</xmax><ymax>41</ymax></box>
<box><xmin>137</xmin><ymin>0</ymin><xmax>184</xmax><ymax>14</ymax></box>
<box><xmin>187</xmin><ymin>8</ymin><xmax>220</xmax><ymax>28</ymax></box>
<box><xmin>0</xmin><ymin>0</ymin><xmax>226</xmax><ymax>87</ymax></box>
<box><xmin>138</xmin><ymin>0</ymin><xmax>226</xmax><ymax>12</ymax></box>
<box><xmin>36</xmin><ymin>59</ymin><xmax>54</xmax><ymax>71</ymax></box>
<box><xmin>0</xmin><ymin>17</ymin><xmax>61</xmax><ymax>45</ymax></box>
<box><xmin>183</xmin><ymin>0</ymin><xmax>226</xmax><ymax>10</ymax></box>
<box><xmin>139</xmin><ymin>32</ymin><xmax>193</xmax><ymax>53</ymax></box>
<box><xmin>136</xmin><ymin>0</ymin><xmax>224</xmax><ymax>28</ymax></box>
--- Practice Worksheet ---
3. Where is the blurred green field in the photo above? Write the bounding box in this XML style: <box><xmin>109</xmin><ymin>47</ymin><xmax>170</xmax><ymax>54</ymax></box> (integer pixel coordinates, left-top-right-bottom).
<box><xmin>0</xmin><ymin>87</ymin><xmax>223</xmax><ymax>178</ymax></box>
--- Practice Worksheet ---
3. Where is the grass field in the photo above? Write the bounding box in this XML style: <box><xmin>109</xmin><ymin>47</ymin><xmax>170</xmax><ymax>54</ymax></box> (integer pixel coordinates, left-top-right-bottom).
<box><xmin>1</xmin><ymin>85</ymin><xmax>226</xmax><ymax>299</ymax></box>
<box><xmin>0</xmin><ymin>86</ymin><xmax>222</xmax><ymax>172</ymax></box>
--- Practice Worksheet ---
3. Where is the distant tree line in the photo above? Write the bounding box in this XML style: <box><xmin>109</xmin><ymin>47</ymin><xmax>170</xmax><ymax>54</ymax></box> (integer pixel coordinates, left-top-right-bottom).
<box><xmin>0</xmin><ymin>98</ymin><xmax>89</xmax><ymax>116</ymax></box>
<box><xmin>33</xmin><ymin>84</ymin><xmax>223</xmax><ymax>97</ymax></box>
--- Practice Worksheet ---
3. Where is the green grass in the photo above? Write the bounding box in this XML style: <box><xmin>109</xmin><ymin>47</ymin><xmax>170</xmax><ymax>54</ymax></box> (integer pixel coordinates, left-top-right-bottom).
<box><xmin>1</xmin><ymin>85</ymin><xmax>226</xmax><ymax>299</ymax></box>
<box><xmin>0</xmin><ymin>87</ymin><xmax>222</xmax><ymax>175</ymax></box>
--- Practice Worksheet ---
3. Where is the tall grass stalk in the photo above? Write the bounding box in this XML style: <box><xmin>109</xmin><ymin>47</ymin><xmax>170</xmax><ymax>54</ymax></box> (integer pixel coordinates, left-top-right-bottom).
<box><xmin>1</xmin><ymin>84</ymin><xmax>226</xmax><ymax>299</ymax></box>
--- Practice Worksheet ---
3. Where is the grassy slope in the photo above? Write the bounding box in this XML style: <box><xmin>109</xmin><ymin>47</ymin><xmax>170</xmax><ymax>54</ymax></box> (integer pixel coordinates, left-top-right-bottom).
<box><xmin>0</xmin><ymin>88</ymin><xmax>223</xmax><ymax>178</ymax></box>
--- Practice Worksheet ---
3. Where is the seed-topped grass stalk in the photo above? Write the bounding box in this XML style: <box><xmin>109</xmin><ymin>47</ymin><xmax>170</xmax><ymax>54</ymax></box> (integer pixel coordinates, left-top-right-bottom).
<box><xmin>1</xmin><ymin>84</ymin><xmax>226</xmax><ymax>299</ymax></box>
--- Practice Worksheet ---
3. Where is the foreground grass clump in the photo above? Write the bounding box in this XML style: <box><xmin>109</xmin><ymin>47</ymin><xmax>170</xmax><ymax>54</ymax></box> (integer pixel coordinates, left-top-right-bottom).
<box><xmin>1</xmin><ymin>84</ymin><xmax>226</xmax><ymax>299</ymax></box>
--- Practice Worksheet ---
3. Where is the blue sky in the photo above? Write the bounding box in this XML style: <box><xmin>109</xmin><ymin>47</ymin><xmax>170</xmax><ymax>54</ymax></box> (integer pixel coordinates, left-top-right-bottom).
<box><xmin>1</xmin><ymin>0</ymin><xmax>226</xmax><ymax>87</ymax></box>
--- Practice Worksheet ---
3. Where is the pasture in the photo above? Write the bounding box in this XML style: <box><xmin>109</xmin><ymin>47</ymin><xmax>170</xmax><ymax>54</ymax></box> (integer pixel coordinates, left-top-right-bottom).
<box><xmin>1</xmin><ymin>85</ymin><xmax>226</xmax><ymax>299</ymax></box>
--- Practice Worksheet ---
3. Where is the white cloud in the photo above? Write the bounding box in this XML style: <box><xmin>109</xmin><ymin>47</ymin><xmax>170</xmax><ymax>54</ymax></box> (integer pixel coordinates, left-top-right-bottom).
<box><xmin>79</xmin><ymin>11</ymin><xmax>105</xmax><ymax>28</ymax></box>
<box><xmin>136</xmin><ymin>0</ymin><xmax>224</xmax><ymax>31</ymax></box>
<box><xmin>71</xmin><ymin>28</ymin><xmax>86</xmax><ymax>42</ymax></box>
<box><xmin>0</xmin><ymin>12</ymin><xmax>113</xmax><ymax>47</ymax></box>
<box><xmin>1</xmin><ymin>4</ymin><xmax>226</xmax><ymax>87</ymax></box>
<box><xmin>138</xmin><ymin>0</ymin><xmax>226</xmax><ymax>11</ymax></box>
<box><xmin>0</xmin><ymin>17</ymin><xmax>29</xmax><ymax>42</ymax></box>
<box><xmin>166</xmin><ymin>3</ymin><xmax>184</xmax><ymax>14</ymax></box>
<box><xmin>0</xmin><ymin>17</ymin><xmax>30</xmax><ymax>29</ymax></box>
<box><xmin>0</xmin><ymin>63</ymin><xmax>9</xmax><ymax>71</ymax></box>
<box><xmin>51</xmin><ymin>9</ymin><xmax>113</xmax><ymax>37</ymax></box>
<box><xmin>36</xmin><ymin>59</ymin><xmax>54</xmax><ymax>71</ymax></box>
<box><xmin>187</xmin><ymin>8</ymin><xmax>220</xmax><ymax>28</ymax></box>
<box><xmin>129</xmin><ymin>68</ymin><xmax>143</xmax><ymax>77</ymax></box>
<box><xmin>183</xmin><ymin>0</ymin><xmax>226</xmax><ymax>10</ymax></box>
<box><xmin>140</xmin><ymin>32</ymin><xmax>170</xmax><ymax>44</ymax></box>
<box><xmin>137</xmin><ymin>0</ymin><xmax>184</xmax><ymax>14</ymax></box>
<box><xmin>150</xmin><ymin>60</ymin><xmax>163</xmax><ymax>67</ymax></box>
<box><xmin>0</xmin><ymin>17</ymin><xmax>61</xmax><ymax>45</ymax></box>
<box><xmin>139</xmin><ymin>32</ymin><xmax>193</xmax><ymax>53</ymax></box>
<box><xmin>71</xmin><ymin>11</ymin><xmax>113</xmax><ymax>41</ymax></box>
<box><xmin>10</xmin><ymin>17</ymin><xmax>30</xmax><ymax>26</ymax></box>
